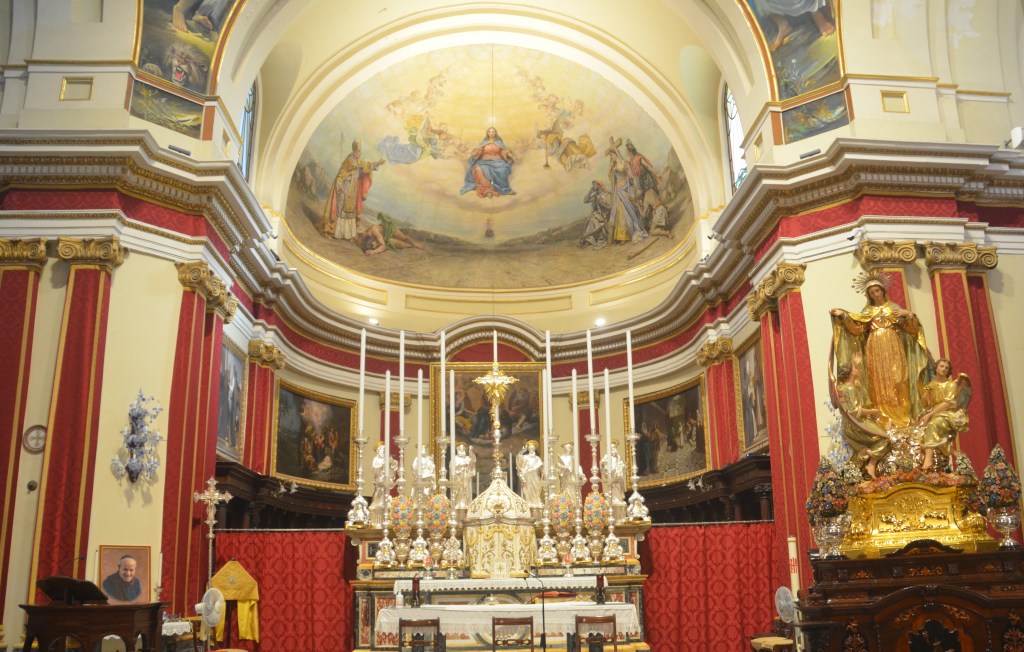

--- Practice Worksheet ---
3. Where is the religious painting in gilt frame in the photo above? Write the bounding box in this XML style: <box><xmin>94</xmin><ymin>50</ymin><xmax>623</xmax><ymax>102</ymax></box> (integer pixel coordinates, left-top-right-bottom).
<box><xmin>271</xmin><ymin>380</ymin><xmax>356</xmax><ymax>491</ymax></box>
<box><xmin>430</xmin><ymin>362</ymin><xmax>544</xmax><ymax>478</ymax></box>
<box><xmin>737</xmin><ymin>335</ymin><xmax>770</xmax><ymax>454</ymax></box>
<box><xmin>98</xmin><ymin>545</ymin><xmax>151</xmax><ymax>605</ymax></box>
<box><xmin>216</xmin><ymin>341</ymin><xmax>247</xmax><ymax>460</ymax></box>
<box><xmin>625</xmin><ymin>376</ymin><xmax>708</xmax><ymax>487</ymax></box>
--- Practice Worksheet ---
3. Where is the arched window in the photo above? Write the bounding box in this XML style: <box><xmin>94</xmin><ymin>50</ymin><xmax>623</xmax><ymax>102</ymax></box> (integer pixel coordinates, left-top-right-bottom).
<box><xmin>724</xmin><ymin>87</ymin><xmax>747</xmax><ymax>191</ymax></box>
<box><xmin>237</xmin><ymin>82</ymin><xmax>257</xmax><ymax>181</ymax></box>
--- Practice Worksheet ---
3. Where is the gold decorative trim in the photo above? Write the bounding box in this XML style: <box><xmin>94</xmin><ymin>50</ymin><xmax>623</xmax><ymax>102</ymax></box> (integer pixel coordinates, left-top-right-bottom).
<box><xmin>376</xmin><ymin>392</ymin><xmax>412</xmax><ymax>411</ymax></box>
<box><xmin>855</xmin><ymin>239</ymin><xmax>917</xmax><ymax>269</ymax></box>
<box><xmin>175</xmin><ymin>261</ymin><xmax>237</xmax><ymax>323</ymax></box>
<box><xmin>923</xmin><ymin>241</ymin><xmax>997</xmax><ymax>271</ymax></box>
<box><xmin>55</xmin><ymin>236</ymin><xmax>126</xmax><ymax>272</ymax></box>
<box><xmin>696</xmin><ymin>338</ymin><xmax>734</xmax><ymax>367</ymax></box>
<box><xmin>569</xmin><ymin>390</ymin><xmax>601</xmax><ymax>410</ymax></box>
<box><xmin>747</xmin><ymin>262</ymin><xmax>806</xmax><ymax>320</ymax></box>
<box><xmin>0</xmin><ymin>238</ymin><xmax>48</xmax><ymax>271</ymax></box>
<box><xmin>247</xmin><ymin>341</ymin><xmax>286</xmax><ymax>370</ymax></box>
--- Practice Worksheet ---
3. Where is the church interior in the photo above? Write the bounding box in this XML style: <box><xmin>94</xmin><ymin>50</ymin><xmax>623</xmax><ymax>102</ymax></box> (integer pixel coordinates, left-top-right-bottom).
<box><xmin>3</xmin><ymin>0</ymin><xmax>1024</xmax><ymax>650</ymax></box>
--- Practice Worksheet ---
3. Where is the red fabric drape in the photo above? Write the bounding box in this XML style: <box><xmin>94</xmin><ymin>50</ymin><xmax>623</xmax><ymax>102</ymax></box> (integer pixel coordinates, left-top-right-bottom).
<box><xmin>215</xmin><ymin>531</ymin><xmax>354</xmax><ymax>652</ymax></box>
<box><xmin>643</xmin><ymin>523</ymin><xmax>780</xmax><ymax>651</ymax></box>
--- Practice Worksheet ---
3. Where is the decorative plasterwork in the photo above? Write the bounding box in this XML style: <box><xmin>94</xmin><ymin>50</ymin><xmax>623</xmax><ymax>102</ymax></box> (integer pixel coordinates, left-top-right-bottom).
<box><xmin>247</xmin><ymin>341</ymin><xmax>286</xmax><ymax>370</ymax></box>
<box><xmin>696</xmin><ymin>338</ymin><xmax>734</xmax><ymax>367</ymax></box>
<box><xmin>923</xmin><ymin>241</ymin><xmax>998</xmax><ymax>271</ymax></box>
<box><xmin>56</xmin><ymin>236</ymin><xmax>126</xmax><ymax>272</ymax></box>
<box><xmin>176</xmin><ymin>261</ymin><xmax>238</xmax><ymax>323</ymax></box>
<box><xmin>855</xmin><ymin>239</ymin><xmax>917</xmax><ymax>269</ymax></box>
<box><xmin>376</xmin><ymin>393</ymin><xmax>412</xmax><ymax>411</ymax></box>
<box><xmin>570</xmin><ymin>391</ymin><xmax>601</xmax><ymax>410</ymax></box>
<box><xmin>0</xmin><ymin>237</ymin><xmax>47</xmax><ymax>271</ymax></box>
<box><xmin>747</xmin><ymin>262</ymin><xmax>806</xmax><ymax>321</ymax></box>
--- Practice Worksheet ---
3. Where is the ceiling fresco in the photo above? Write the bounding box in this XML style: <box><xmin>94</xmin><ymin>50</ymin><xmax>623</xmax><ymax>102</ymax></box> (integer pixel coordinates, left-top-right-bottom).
<box><xmin>285</xmin><ymin>44</ymin><xmax>694</xmax><ymax>290</ymax></box>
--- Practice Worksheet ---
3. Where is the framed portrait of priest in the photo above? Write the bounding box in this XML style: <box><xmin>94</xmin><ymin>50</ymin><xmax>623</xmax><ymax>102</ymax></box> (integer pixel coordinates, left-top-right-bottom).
<box><xmin>625</xmin><ymin>376</ymin><xmax>709</xmax><ymax>487</ymax></box>
<box><xmin>737</xmin><ymin>335</ymin><xmax>770</xmax><ymax>453</ymax></box>
<box><xmin>270</xmin><ymin>380</ymin><xmax>356</xmax><ymax>491</ymax></box>
<box><xmin>216</xmin><ymin>341</ymin><xmax>247</xmax><ymax>460</ymax></box>
<box><xmin>430</xmin><ymin>362</ymin><xmax>544</xmax><ymax>470</ymax></box>
<box><xmin>98</xmin><ymin>545</ymin><xmax>150</xmax><ymax>604</ymax></box>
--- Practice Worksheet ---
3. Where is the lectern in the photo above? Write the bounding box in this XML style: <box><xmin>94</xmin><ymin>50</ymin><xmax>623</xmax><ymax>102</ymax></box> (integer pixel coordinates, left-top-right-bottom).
<box><xmin>21</xmin><ymin>576</ymin><xmax>164</xmax><ymax>652</ymax></box>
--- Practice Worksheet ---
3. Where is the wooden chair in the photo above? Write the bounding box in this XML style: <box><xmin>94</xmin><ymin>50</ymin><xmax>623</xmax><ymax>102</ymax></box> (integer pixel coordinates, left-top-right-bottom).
<box><xmin>574</xmin><ymin>614</ymin><xmax>617</xmax><ymax>651</ymax></box>
<box><xmin>491</xmin><ymin>615</ymin><xmax>534</xmax><ymax>651</ymax></box>
<box><xmin>399</xmin><ymin>617</ymin><xmax>443</xmax><ymax>651</ymax></box>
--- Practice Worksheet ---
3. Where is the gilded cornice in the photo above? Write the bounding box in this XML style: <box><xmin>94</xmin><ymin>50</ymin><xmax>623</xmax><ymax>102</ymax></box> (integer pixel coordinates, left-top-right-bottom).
<box><xmin>0</xmin><ymin>237</ymin><xmax>47</xmax><ymax>271</ymax></box>
<box><xmin>247</xmin><ymin>341</ymin><xmax>286</xmax><ymax>370</ymax></box>
<box><xmin>376</xmin><ymin>392</ymin><xmax>412</xmax><ymax>411</ymax></box>
<box><xmin>855</xmin><ymin>239</ymin><xmax>917</xmax><ymax>270</ymax></box>
<box><xmin>176</xmin><ymin>261</ymin><xmax>238</xmax><ymax>323</ymax></box>
<box><xmin>56</xmin><ymin>236</ymin><xmax>126</xmax><ymax>272</ymax></box>
<box><xmin>570</xmin><ymin>390</ymin><xmax>601</xmax><ymax>410</ymax></box>
<box><xmin>747</xmin><ymin>262</ymin><xmax>806</xmax><ymax>320</ymax></box>
<box><xmin>696</xmin><ymin>338</ymin><xmax>734</xmax><ymax>367</ymax></box>
<box><xmin>923</xmin><ymin>241</ymin><xmax>998</xmax><ymax>271</ymax></box>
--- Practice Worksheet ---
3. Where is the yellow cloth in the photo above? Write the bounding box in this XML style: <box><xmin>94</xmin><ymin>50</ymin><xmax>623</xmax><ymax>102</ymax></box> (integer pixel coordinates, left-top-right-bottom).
<box><xmin>214</xmin><ymin>599</ymin><xmax>260</xmax><ymax>642</ymax></box>
<box><xmin>211</xmin><ymin>560</ymin><xmax>261</xmax><ymax>643</ymax></box>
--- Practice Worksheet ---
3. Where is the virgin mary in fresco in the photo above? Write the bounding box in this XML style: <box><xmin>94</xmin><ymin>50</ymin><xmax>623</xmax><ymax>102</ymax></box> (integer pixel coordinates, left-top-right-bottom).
<box><xmin>460</xmin><ymin>126</ymin><xmax>516</xmax><ymax>197</ymax></box>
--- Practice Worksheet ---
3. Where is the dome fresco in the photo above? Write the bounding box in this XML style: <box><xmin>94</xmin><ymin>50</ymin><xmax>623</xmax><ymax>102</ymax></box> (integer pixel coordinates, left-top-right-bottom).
<box><xmin>285</xmin><ymin>44</ymin><xmax>694</xmax><ymax>290</ymax></box>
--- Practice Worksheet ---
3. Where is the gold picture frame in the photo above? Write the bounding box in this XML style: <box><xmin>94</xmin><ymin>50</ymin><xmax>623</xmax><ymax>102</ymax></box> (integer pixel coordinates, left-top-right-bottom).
<box><xmin>736</xmin><ymin>334</ymin><xmax>770</xmax><ymax>454</ymax></box>
<box><xmin>98</xmin><ymin>545</ymin><xmax>151</xmax><ymax>604</ymax></box>
<box><xmin>215</xmin><ymin>339</ymin><xmax>247</xmax><ymax>461</ymax></box>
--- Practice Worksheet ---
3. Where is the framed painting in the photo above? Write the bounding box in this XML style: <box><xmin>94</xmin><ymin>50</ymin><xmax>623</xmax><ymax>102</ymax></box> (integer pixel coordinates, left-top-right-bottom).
<box><xmin>624</xmin><ymin>376</ymin><xmax>708</xmax><ymax>487</ymax></box>
<box><xmin>737</xmin><ymin>335</ymin><xmax>770</xmax><ymax>453</ymax></box>
<box><xmin>216</xmin><ymin>341</ymin><xmax>247</xmax><ymax>460</ymax></box>
<box><xmin>270</xmin><ymin>380</ymin><xmax>356</xmax><ymax>490</ymax></box>
<box><xmin>430</xmin><ymin>362</ymin><xmax>544</xmax><ymax>489</ymax></box>
<box><xmin>98</xmin><ymin>545</ymin><xmax>151</xmax><ymax>604</ymax></box>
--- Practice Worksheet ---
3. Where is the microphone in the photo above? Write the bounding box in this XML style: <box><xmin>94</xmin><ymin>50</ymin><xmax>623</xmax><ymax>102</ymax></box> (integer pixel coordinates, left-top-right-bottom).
<box><xmin>527</xmin><ymin>568</ymin><xmax>548</xmax><ymax>651</ymax></box>
<box><xmin>59</xmin><ymin>556</ymin><xmax>86</xmax><ymax>576</ymax></box>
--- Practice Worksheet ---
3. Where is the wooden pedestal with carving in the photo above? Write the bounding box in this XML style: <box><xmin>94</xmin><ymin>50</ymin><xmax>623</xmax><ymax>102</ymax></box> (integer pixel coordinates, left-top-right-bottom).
<box><xmin>797</xmin><ymin>540</ymin><xmax>1024</xmax><ymax>651</ymax></box>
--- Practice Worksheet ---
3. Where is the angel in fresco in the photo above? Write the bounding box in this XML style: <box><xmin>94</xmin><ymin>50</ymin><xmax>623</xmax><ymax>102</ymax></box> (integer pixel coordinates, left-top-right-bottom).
<box><xmin>829</xmin><ymin>271</ymin><xmax>931</xmax><ymax>428</ymax></box>
<box><xmin>460</xmin><ymin>127</ymin><xmax>516</xmax><ymax>198</ymax></box>
<box><xmin>918</xmin><ymin>358</ymin><xmax>971</xmax><ymax>471</ymax></box>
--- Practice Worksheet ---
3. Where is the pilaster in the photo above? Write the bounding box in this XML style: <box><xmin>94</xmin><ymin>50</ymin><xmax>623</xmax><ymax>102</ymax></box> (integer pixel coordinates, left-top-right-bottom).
<box><xmin>697</xmin><ymin>338</ymin><xmax>739</xmax><ymax>468</ymax></box>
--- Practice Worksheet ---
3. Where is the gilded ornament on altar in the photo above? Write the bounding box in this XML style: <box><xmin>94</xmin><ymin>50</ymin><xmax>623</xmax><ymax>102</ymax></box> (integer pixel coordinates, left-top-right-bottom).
<box><xmin>390</xmin><ymin>494</ymin><xmax>415</xmax><ymax>539</ymax></box>
<box><xmin>423</xmin><ymin>493</ymin><xmax>450</xmax><ymax>538</ymax></box>
<box><xmin>584</xmin><ymin>492</ymin><xmax>609</xmax><ymax>531</ymax></box>
<box><xmin>550</xmin><ymin>492</ymin><xmax>575</xmax><ymax>537</ymax></box>
<box><xmin>463</xmin><ymin>474</ymin><xmax>536</xmax><ymax>578</ymax></box>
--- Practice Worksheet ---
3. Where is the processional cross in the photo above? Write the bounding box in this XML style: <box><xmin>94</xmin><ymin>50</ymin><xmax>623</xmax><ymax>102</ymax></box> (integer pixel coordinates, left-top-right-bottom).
<box><xmin>194</xmin><ymin>477</ymin><xmax>232</xmax><ymax>584</ymax></box>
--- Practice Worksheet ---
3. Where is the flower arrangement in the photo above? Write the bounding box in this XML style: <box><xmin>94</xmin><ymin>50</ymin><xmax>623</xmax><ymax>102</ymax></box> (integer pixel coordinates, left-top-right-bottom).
<box><xmin>979</xmin><ymin>444</ymin><xmax>1022</xmax><ymax>510</ymax></box>
<box><xmin>806</xmin><ymin>458</ymin><xmax>850</xmax><ymax>526</ymax></box>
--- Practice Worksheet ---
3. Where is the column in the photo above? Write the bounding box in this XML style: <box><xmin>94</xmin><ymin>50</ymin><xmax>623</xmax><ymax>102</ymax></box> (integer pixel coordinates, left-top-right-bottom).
<box><xmin>242</xmin><ymin>342</ymin><xmax>286</xmax><ymax>474</ymax></box>
<box><xmin>696</xmin><ymin>338</ymin><xmax>738</xmax><ymax>468</ymax></box>
<box><xmin>854</xmin><ymin>239</ymin><xmax>918</xmax><ymax>308</ymax></box>
<box><xmin>747</xmin><ymin>261</ymin><xmax>815</xmax><ymax>591</ymax></box>
<box><xmin>30</xmin><ymin>237</ymin><xmax>125</xmax><ymax>600</ymax></box>
<box><xmin>924</xmin><ymin>242</ymin><xmax>1009</xmax><ymax>465</ymax></box>
<box><xmin>0</xmin><ymin>238</ymin><xmax>47</xmax><ymax>638</ymax></box>
<box><xmin>160</xmin><ymin>262</ymin><xmax>236</xmax><ymax>614</ymax></box>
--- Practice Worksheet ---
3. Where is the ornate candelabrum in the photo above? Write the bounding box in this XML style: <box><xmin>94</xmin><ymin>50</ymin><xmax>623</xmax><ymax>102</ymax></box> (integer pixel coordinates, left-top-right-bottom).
<box><xmin>570</xmin><ymin>456</ymin><xmax>592</xmax><ymax>563</ymax></box>
<box><xmin>585</xmin><ymin>431</ymin><xmax>605</xmax><ymax>559</ymax></box>
<box><xmin>394</xmin><ymin>415</ymin><xmax>411</xmax><ymax>566</ymax></box>
<box><xmin>408</xmin><ymin>498</ymin><xmax>429</xmax><ymax>567</ymax></box>
<box><xmin>345</xmin><ymin>427</ymin><xmax>370</xmax><ymax>527</ymax></box>
<box><xmin>536</xmin><ymin>434</ymin><xmax>559</xmax><ymax>565</ymax></box>
<box><xmin>375</xmin><ymin>498</ymin><xmax>396</xmax><ymax>568</ymax></box>
<box><xmin>625</xmin><ymin>429</ymin><xmax>650</xmax><ymax>522</ymax></box>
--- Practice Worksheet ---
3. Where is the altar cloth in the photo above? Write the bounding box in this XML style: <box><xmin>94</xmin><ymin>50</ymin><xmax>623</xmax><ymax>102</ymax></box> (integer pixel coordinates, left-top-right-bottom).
<box><xmin>392</xmin><ymin>575</ymin><xmax>597</xmax><ymax>594</ymax></box>
<box><xmin>376</xmin><ymin>601</ymin><xmax>640</xmax><ymax>637</ymax></box>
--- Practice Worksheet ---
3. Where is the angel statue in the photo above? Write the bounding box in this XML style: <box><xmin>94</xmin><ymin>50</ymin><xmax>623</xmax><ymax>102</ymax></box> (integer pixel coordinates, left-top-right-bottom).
<box><xmin>369</xmin><ymin>442</ymin><xmax>397</xmax><ymax>527</ymax></box>
<box><xmin>556</xmin><ymin>442</ymin><xmax>587</xmax><ymax>510</ymax></box>
<box><xmin>451</xmin><ymin>441</ymin><xmax>476</xmax><ymax>510</ymax></box>
<box><xmin>411</xmin><ymin>444</ymin><xmax>436</xmax><ymax>508</ymax></box>
<box><xmin>830</xmin><ymin>352</ymin><xmax>890</xmax><ymax>478</ymax></box>
<box><xmin>516</xmin><ymin>440</ymin><xmax>544</xmax><ymax>509</ymax></box>
<box><xmin>830</xmin><ymin>270</ymin><xmax>931</xmax><ymax>428</ymax></box>
<box><xmin>600</xmin><ymin>441</ymin><xmax>627</xmax><ymax>505</ymax></box>
<box><xmin>918</xmin><ymin>357</ymin><xmax>971</xmax><ymax>471</ymax></box>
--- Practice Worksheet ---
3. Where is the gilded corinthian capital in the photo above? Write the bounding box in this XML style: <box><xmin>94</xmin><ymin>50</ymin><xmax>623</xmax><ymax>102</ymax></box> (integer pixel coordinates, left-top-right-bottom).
<box><xmin>855</xmin><ymin>239</ymin><xmax>917</xmax><ymax>270</ymax></box>
<box><xmin>923</xmin><ymin>241</ymin><xmax>998</xmax><ymax>271</ymax></box>
<box><xmin>176</xmin><ymin>261</ymin><xmax>238</xmax><ymax>323</ymax></box>
<box><xmin>696</xmin><ymin>338</ymin><xmax>733</xmax><ymax>367</ymax></box>
<box><xmin>248</xmin><ymin>341</ymin><xmax>286</xmax><ymax>370</ymax></box>
<box><xmin>0</xmin><ymin>238</ymin><xmax>47</xmax><ymax>271</ymax></box>
<box><xmin>56</xmin><ymin>236</ymin><xmax>126</xmax><ymax>272</ymax></box>
<box><xmin>747</xmin><ymin>262</ymin><xmax>806</xmax><ymax>320</ymax></box>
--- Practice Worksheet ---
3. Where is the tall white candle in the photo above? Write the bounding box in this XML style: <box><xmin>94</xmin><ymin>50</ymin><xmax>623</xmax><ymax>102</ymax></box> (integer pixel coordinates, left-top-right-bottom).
<box><xmin>450</xmin><ymin>370</ymin><xmax>456</xmax><ymax>482</ymax></box>
<box><xmin>604</xmin><ymin>368</ymin><xmax>612</xmax><ymax>456</ymax></box>
<box><xmin>384</xmin><ymin>370</ymin><xmax>391</xmax><ymax>461</ymax></box>
<box><xmin>545</xmin><ymin>330</ymin><xmax>553</xmax><ymax>434</ymax></box>
<box><xmin>787</xmin><ymin>535</ymin><xmax>800</xmax><ymax>594</ymax></box>
<box><xmin>586</xmin><ymin>330</ymin><xmax>595</xmax><ymax>439</ymax></box>
<box><xmin>399</xmin><ymin>331</ymin><xmax>405</xmax><ymax>434</ymax></box>
<box><xmin>542</xmin><ymin>369</ymin><xmax>549</xmax><ymax>480</ymax></box>
<box><xmin>416</xmin><ymin>369</ymin><xmax>423</xmax><ymax>451</ymax></box>
<box><xmin>359</xmin><ymin>329</ymin><xmax>366</xmax><ymax>433</ymax></box>
<box><xmin>441</xmin><ymin>331</ymin><xmax>449</xmax><ymax>462</ymax></box>
<box><xmin>159</xmin><ymin>552</ymin><xmax>164</xmax><ymax>576</ymax></box>
<box><xmin>509</xmin><ymin>450</ymin><xmax>513</xmax><ymax>486</ymax></box>
<box><xmin>493</xmin><ymin>330</ymin><xmax>498</xmax><ymax>364</ymax></box>
<box><xmin>571</xmin><ymin>369</ymin><xmax>579</xmax><ymax>472</ymax></box>
<box><xmin>626</xmin><ymin>330</ymin><xmax>635</xmax><ymax>433</ymax></box>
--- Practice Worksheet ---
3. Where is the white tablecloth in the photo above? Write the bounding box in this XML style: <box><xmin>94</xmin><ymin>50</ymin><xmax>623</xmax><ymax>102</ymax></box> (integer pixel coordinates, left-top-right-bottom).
<box><xmin>161</xmin><ymin>621</ymin><xmax>194</xmax><ymax>636</ymax></box>
<box><xmin>392</xmin><ymin>575</ymin><xmax>597</xmax><ymax>593</ymax></box>
<box><xmin>376</xmin><ymin>601</ymin><xmax>639</xmax><ymax>637</ymax></box>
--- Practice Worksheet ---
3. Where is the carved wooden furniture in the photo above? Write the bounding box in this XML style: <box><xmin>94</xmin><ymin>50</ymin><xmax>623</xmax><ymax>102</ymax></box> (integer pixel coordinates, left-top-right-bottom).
<box><xmin>574</xmin><ymin>614</ymin><xmax>617</xmax><ymax>651</ymax></box>
<box><xmin>398</xmin><ymin>617</ymin><xmax>443</xmax><ymax>651</ymax></box>
<box><xmin>798</xmin><ymin>539</ymin><xmax>1024</xmax><ymax>651</ymax></box>
<box><xmin>21</xmin><ymin>601</ymin><xmax>165</xmax><ymax>652</ymax></box>
<box><xmin>491</xmin><ymin>615</ymin><xmax>534</xmax><ymax>650</ymax></box>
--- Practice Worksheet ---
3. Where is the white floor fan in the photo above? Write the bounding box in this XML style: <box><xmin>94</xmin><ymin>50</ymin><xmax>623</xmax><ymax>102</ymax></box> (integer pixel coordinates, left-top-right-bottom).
<box><xmin>195</xmin><ymin>586</ymin><xmax>226</xmax><ymax>651</ymax></box>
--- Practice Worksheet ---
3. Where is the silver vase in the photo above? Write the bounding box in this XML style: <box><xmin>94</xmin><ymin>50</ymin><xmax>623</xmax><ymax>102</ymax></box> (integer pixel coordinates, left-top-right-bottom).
<box><xmin>988</xmin><ymin>505</ymin><xmax>1021</xmax><ymax>549</ymax></box>
<box><xmin>813</xmin><ymin>514</ymin><xmax>848</xmax><ymax>559</ymax></box>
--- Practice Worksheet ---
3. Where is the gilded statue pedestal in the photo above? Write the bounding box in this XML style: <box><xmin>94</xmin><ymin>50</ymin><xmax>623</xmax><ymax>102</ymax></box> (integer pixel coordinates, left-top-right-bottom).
<box><xmin>843</xmin><ymin>481</ymin><xmax>994</xmax><ymax>558</ymax></box>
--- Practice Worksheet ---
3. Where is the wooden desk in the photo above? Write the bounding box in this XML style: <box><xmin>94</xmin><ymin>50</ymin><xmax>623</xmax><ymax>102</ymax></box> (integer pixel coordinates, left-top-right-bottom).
<box><xmin>21</xmin><ymin>601</ymin><xmax>165</xmax><ymax>652</ymax></box>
